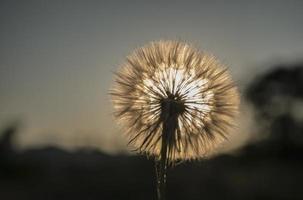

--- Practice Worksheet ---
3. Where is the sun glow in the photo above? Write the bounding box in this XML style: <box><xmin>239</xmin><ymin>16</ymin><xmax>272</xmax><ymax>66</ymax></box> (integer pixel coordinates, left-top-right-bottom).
<box><xmin>141</xmin><ymin>64</ymin><xmax>214</xmax><ymax>127</ymax></box>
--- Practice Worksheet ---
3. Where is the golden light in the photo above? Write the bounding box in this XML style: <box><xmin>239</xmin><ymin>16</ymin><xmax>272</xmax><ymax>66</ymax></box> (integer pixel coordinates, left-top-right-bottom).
<box><xmin>111</xmin><ymin>40</ymin><xmax>239</xmax><ymax>162</ymax></box>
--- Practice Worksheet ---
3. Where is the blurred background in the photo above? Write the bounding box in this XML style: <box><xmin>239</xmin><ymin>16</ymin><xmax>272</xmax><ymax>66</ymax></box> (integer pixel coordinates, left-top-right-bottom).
<box><xmin>1</xmin><ymin>1</ymin><xmax>303</xmax><ymax>199</ymax></box>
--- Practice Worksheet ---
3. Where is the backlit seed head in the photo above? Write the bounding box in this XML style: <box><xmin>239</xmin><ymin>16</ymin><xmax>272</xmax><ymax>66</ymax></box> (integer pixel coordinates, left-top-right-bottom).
<box><xmin>111</xmin><ymin>40</ymin><xmax>239</xmax><ymax>162</ymax></box>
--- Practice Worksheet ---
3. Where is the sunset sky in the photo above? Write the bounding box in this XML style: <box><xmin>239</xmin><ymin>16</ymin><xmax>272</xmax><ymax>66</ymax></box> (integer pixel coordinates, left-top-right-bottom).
<box><xmin>1</xmin><ymin>0</ymin><xmax>303</xmax><ymax>153</ymax></box>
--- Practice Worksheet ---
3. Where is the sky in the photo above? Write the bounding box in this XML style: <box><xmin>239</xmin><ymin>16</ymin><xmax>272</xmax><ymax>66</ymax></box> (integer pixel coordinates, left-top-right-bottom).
<box><xmin>1</xmin><ymin>0</ymin><xmax>303</xmax><ymax>153</ymax></box>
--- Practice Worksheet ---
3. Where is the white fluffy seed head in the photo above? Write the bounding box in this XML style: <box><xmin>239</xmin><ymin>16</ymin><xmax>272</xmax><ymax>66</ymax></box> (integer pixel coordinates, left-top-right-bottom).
<box><xmin>111</xmin><ymin>40</ymin><xmax>239</xmax><ymax>162</ymax></box>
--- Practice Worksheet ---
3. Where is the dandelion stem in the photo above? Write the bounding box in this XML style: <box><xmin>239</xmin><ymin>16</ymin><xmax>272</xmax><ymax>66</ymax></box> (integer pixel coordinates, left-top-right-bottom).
<box><xmin>156</xmin><ymin>133</ymin><xmax>167</xmax><ymax>200</ymax></box>
<box><xmin>156</xmin><ymin>99</ymin><xmax>179</xmax><ymax>200</ymax></box>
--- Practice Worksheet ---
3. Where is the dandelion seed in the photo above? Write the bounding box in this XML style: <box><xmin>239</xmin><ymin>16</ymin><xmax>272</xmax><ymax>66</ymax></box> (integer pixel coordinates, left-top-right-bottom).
<box><xmin>110</xmin><ymin>40</ymin><xmax>239</xmax><ymax>200</ymax></box>
<box><xmin>111</xmin><ymin>40</ymin><xmax>239</xmax><ymax>161</ymax></box>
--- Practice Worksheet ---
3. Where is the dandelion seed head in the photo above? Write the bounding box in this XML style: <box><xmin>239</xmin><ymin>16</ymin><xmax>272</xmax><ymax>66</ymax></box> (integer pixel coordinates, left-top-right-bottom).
<box><xmin>111</xmin><ymin>41</ymin><xmax>239</xmax><ymax>162</ymax></box>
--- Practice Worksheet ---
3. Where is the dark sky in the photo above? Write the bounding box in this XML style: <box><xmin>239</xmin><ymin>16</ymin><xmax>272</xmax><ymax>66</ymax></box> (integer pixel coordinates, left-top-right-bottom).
<box><xmin>1</xmin><ymin>0</ymin><xmax>303</xmax><ymax>153</ymax></box>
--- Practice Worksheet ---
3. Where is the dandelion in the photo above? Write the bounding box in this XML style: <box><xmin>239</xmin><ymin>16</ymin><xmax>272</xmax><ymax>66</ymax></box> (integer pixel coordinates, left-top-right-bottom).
<box><xmin>111</xmin><ymin>40</ymin><xmax>239</xmax><ymax>200</ymax></box>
